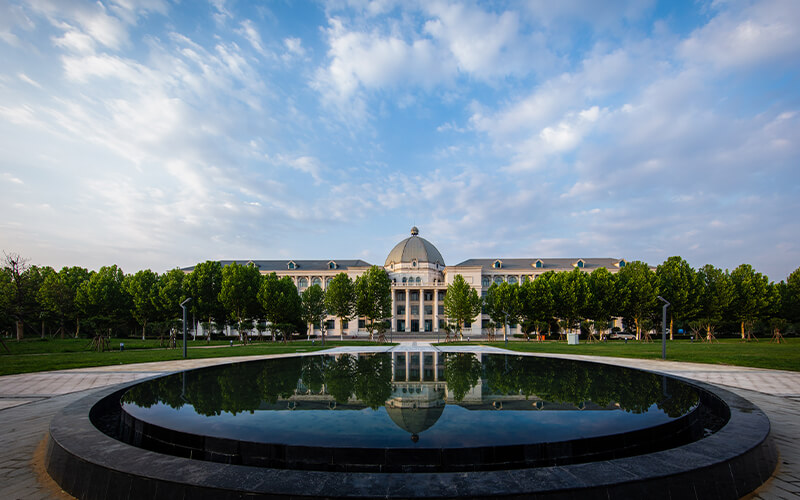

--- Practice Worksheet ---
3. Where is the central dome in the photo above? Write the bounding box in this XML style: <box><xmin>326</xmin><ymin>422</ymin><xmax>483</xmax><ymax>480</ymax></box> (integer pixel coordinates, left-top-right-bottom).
<box><xmin>385</xmin><ymin>227</ymin><xmax>445</xmax><ymax>267</ymax></box>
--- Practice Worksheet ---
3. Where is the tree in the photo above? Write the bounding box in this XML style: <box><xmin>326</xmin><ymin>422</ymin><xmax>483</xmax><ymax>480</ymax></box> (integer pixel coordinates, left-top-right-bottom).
<box><xmin>301</xmin><ymin>284</ymin><xmax>327</xmax><ymax>343</ymax></box>
<box><xmin>586</xmin><ymin>267</ymin><xmax>618</xmax><ymax>340</ymax></box>
<box><xmin>124</xmin><ymin>269</ymin><xmax>159</xmax><ymax>340</ymax></box>
<box><xmin>324</xmin><ymin>273</ymin><xmax>355</xmax><ymax>339</ymax></box>
<box><xmin>184</xmin><ymin>261</ymin><xmax>224</xmax><ymax>341</ymax></box>
<box><xmin>442</xmin><ymin>274</ymin><xmax>482</xmax><ymax>340</ymax></box>
<box><xmin>729</xmin><ymin>264</ymin><xmax>774</xmax><ymax>341</ymax></box>
<box><xmin>696</xmin><ymin>264</ymin><xmax>733</xmax><ymax>342</ymax></box>
<box><xmin>219</xmin><ymin>262</ymin><xmax>262</xmax><ymax>344</ymax></box>
<box><xmin>354</xmin><ymin>266</ymin><xmax>392</xmax><ymax>341</ymax></box>
<box><xmin>616</xmin><ymin>261</ymin><xmax>658</xmax><ymax>341</ymax></box>
<box><xmin>656</xmin><ymin>257</ymin><xmax>701</xmax><ymax>340</ymax></box>
<box><xmin>2</xmin><ymin>253</ymin><xmax>35</xmax><ymax>341</ymax></box>
<box><xmin>519</xmin><ymin>274</ymin><xmax>554</xmax><ymax>340</ymax></box>
<box><xmin>75</xmin><ymin>265</ymin><xmax>130</xmax><ymax>336</ymax></box>
<box><xmin>39</xmin><ymin>266</ymin><xmax>90</xmax><ymax>338</ymax></box>
<box><xmin>552</xmin><ymin>268</ymin><xmax>589</xmax><ymax>339</ymax></box>
<box><xmin>259</xmin><ymin>273</ymin><xmax>303</xmax><ymax>343</ymax></box>
<box><xmin>783</xmin><ymin>266</ymin><xmax>800</xmax><ymax>324</ymax></box>
<box><xmin>156</xmin><ymin>268</ymin><xmax>187</xmax><ymax>325</ymax></box>
<box><xmin>484</xmin><ymin>281</ymin><xmax>519</xmax><ymax>341</ymax></box>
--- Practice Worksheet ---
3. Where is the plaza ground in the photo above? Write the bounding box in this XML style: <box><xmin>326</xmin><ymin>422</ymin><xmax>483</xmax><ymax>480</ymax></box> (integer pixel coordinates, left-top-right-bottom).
<box><xmin>1</xmin><ymin>343</ymin><xmax>798</xmax><ymax>499</ymax></box>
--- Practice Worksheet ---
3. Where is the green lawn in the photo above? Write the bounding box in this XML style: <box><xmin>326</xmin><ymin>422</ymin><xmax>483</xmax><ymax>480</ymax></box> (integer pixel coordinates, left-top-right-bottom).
<box><xmin>0</xmin><ymin>338</ymin><xmax>383</xmax><ymax>376</ymax></box>
<box><xmin>464</xmin><ymin>338</ymin><xmax>800</xmax><ymax>372</ymax></box>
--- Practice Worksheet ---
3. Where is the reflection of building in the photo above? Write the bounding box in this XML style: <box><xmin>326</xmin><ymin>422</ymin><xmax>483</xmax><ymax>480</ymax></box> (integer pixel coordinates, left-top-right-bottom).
<box><xmin>185</xmin><ymin>227</ymin><xmax>626</xmax><ymax>337</ymax></box>
<box><xmin>266</xmin><ymin>351</ymin><xmax>619</xmax><ymax>441</ymax></box>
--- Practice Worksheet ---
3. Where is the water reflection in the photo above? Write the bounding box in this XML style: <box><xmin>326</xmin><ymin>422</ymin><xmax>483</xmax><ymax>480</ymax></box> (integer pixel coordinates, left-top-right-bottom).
<box><xmin>123</xmin><ymin>352</ymin><xmax>699</xmax><ymax>444</ymax></box>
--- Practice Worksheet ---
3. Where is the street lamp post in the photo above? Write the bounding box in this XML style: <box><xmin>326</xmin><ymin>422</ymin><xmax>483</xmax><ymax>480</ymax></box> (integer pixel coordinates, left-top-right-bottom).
<box><xmin>657</xmin><ymin>296</ymin><xmax>670</xmax><ymax>360</ymax></box>
<box><xmin>180</xmin><ymin>298</ymin><xmax>192</xmax><ymax>359</ymax></box>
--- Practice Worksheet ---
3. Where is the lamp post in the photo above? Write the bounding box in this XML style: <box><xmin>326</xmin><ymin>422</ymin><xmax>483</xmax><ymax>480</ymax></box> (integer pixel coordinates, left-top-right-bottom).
<box><xmin>180</xmin><ymin>298</ymin><xmax>192</xmax><ymax>359</ymax></box>
<box><xmin>657</xmin><ymin>296</ymin><xmax>670</xmax><ymax>360</ymax></box>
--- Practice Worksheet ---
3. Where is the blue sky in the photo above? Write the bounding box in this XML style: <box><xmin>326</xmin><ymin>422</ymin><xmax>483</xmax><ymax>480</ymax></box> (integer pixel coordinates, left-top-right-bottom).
<box><xmin>0</xmin><ymin>0</ymin><xmax>798</xmax><ymax>281</ymax></box>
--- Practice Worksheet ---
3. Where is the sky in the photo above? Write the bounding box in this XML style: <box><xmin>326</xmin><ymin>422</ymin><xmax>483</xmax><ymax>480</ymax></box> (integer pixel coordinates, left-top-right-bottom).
<box><xmin>0</xmin><ymin>0</ymin><xmax>798</xmax><ymax>281</ymax></box>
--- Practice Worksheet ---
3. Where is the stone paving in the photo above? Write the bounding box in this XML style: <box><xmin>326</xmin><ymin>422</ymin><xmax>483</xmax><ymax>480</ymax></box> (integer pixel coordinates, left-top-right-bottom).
<box><xmin>0</xmin><ymin>344</ymin><xmax>798</xmax><ymax>499</ymax></box>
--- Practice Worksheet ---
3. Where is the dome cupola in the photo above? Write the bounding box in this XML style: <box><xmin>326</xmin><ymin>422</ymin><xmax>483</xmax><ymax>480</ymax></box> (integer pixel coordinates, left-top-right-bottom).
<box><xmin>385</xmin><ymin>227</ymin><xmax>445</xmax><ymax>268</ymax></box>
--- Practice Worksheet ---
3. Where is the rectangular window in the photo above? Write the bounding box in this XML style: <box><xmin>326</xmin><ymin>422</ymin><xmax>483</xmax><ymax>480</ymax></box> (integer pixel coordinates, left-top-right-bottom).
<box><xmin>437</xmin><ymin>291</ymin><xmax>445</xmax><ymax>301</ymax></box>
<box><xmin>424</xmin><ymin>291</ymin><xmax>433</xmax><ymax>301</ymax></box>
<box><xmin>358</xmin><ymin>319</ymin><xmax>365</xmax><ymax>329</ymax></box>
<box><xmin>424</xmin><ymin>305</ymin><xmax>433</xmax><ymax>315</ymax></box>
<box><xmin>398</xmin><ymin>320</ymin><xmax>406</xmax><ymax>331</ymax></box>
<box><xmin>438</xmin><ymin>319</ymin><xmax>446</xmax><ymax>329</ymax></box>
<box><xmin>482</xmin><ymin>319</ymin><xmax>490</xmax><ymax>328</ymax></box>
<box><xmin>437</xmin><ymin>305</ymin><xmax>444</xmax><ymax>315</ymax></box>
<box><xmin>396</xmin><ymin>291</ymin><xmax>405</xmax><ymax>300</ymax></box>
<box><xmin>325</xmin><ymin>320</ymin><xmax>335</xmax><ymax>330</ymax></box>
<box><xmin>465</xmin><ymin>321</ymin><xmax>471</xmax><ymax>328</ymax></box>
<box><xmin>397</xmin><ymin>306</ymin><xmax>406</xmax><ymax>315</ymax></box>
<box><xmin>342</xmin><ymin>320</ymin><xmax>349</xmax><ymax>329</ymax></box>
<box><xmin>411</xmin><ymin>305</ymin><xmax>419</xmax><ymax>315</ymax></box>
<box><xmin>410</xmin><ymin>292</ymin><xmax>419</xmax><ymax>301</ymax></box>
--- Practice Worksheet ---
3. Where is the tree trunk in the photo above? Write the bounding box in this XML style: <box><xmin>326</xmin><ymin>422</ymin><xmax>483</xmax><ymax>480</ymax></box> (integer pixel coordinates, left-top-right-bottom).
<box><xmin>16</xmin><ymin>320</ymin><xmax>24</xmax><ymax>341</ymax></box>
<box><xmin>76</xmin><ymin>317</ymin><xmax>80</xmax><ymax>338</ymax></box>
<box><xmin>634</xmin><ymin>318</ymin><xmax>641</xmax><ymax>341</ymax></box>
<box><xmin>41</xmin><ymin>320</ymin><xmax>45</xmax><ymax>339</ymax></box>
<box><xmin>142</xmin><ymin>321</ymin><xmax>147</xmax><ymax>341</ymax></box>
<box><xmin>669</xmin><ymin>317</ymin><xmax>674</xmax><ymax>341</ymax></box>
<box><xmin>740</xmin><ymin>321</ymin><xmax>745</xmax><ymax>340</ymax></box>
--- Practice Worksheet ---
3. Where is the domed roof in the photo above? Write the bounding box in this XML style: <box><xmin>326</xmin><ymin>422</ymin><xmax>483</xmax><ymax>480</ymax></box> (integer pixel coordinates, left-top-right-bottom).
<box><xmin>385</xmin><ymin>227</ymin><xmax>445</xmax><ymax>267</ymax></box>
<box><xmin>385</xmin><ymin>403</ymin><xmax>445</xmax><ymax>438</ymax></box>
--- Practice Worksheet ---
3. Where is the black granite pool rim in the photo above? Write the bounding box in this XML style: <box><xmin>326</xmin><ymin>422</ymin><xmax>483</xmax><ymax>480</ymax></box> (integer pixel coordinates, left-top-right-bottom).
<box><xmin>46</xmin><ymin>362</ymin><xmax>777</xmax><ymax>499</ymax></box>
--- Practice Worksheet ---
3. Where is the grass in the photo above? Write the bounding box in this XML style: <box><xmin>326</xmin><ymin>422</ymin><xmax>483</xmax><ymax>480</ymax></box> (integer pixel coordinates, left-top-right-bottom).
<box><xmin>463</xmin><ymin>338</ymin><xmax>800</xmax><ymax>372</ymax></box>
<box><xmin>0</xmin><ymin>338</ymin><xmax>385</xmax><ymax>376</ymax></box>
<box><xmin>2</xmin><ymin>336</ymin><xmax>798</xmax><ymax>376</ymax></box>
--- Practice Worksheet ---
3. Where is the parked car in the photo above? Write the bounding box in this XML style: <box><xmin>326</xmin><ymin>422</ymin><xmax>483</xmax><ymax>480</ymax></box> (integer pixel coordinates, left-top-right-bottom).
<box><xmin>609</xmin><ymin>332</ymin><xmax>635</xmax><ymax>340</ymax></box>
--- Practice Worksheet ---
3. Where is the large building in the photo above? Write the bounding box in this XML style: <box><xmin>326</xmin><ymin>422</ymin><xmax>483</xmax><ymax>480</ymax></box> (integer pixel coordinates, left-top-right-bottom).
<box><xmin>192</xmin><ymin>227</ymin><xmax>627</xmax><ymax>337</ymax></box>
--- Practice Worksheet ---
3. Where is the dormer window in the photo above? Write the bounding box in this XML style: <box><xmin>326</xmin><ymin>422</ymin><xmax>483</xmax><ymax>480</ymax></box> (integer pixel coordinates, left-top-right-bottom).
<box><xmin>534</xmin><ymin>259</ymin><xmax>544</xmax><ymax>268</ymax></box>
<box><xmin>328</xmin><ymin>260</ymin><xmax>337</xmax><ymax>270</ymax></box>
<box><xmin>616</xmin><ymin>259</ymin><xmax>627</xmax><ymax>268</ymax></box>
<box><xmin>574</xmin><ymin>259</ymin><xmax>586</xmax><ymax>269</ymax></box>
<box><xmin>493</xmin><ymin>260</ymin><xmax>502</xmax><ymax>269</ymax></box>
<box><xmin>287</xmin><ymin>261</ymin><xmax>297</xmax><ymax>270</ymax></box>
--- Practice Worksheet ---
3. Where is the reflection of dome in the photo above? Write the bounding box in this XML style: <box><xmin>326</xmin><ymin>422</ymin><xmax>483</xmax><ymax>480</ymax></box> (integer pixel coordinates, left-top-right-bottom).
<box><xmin>385</xmin><ymin>227</ymin><xmax>445</xmax><ymax>267</ymax></box>
<box><xmin>385</xmin><ymin>403</ymin><xmax>445</xmax><ymax>437</ymax></box>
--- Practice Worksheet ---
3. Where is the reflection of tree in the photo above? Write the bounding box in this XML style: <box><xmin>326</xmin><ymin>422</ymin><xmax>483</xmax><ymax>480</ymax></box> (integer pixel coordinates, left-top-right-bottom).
<box><xmin>353</xmin><ymin>354</ymin><xmax>392</xmax><ymax>409</ymax></box>
<box><xmin>324</xmin><ymin>354</ymin><xmax>355</xmax><ymax>403</ymax></box>
<box><xmin>301</xmin><ymin>356</ymin><xmax>325</xmax><ymax>394</ymax></box>
<box><xmin>444</xmin><ymin>353</ymin><xmax>482</xmax><ymax>401</ymax></box>
<box><xmin>257</xmin><ymin>357</ymin><xmax>303</xmax><ymax>404</ymax></box>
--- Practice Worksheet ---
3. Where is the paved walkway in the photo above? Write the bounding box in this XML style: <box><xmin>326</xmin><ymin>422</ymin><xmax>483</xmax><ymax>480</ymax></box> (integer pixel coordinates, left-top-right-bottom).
<box><xmin>0</xmin><ymin>345</ymin><xmax>798</xmax><ymax>499</ymax></box>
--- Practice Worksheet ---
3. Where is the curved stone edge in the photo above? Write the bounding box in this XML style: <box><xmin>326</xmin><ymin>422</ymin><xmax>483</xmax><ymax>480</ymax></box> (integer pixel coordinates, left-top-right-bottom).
<box><xmin>46</xmin><ymin>367</ymin><xmax>777</xmax><ymax>499</ymax></box>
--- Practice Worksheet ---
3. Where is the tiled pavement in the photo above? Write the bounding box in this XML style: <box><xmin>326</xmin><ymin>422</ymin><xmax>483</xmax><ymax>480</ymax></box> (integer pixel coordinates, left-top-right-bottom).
<box><xmin>1</xmin><ymin>345</ymin><xmax>798</xmax><ymax>499</ymax></box>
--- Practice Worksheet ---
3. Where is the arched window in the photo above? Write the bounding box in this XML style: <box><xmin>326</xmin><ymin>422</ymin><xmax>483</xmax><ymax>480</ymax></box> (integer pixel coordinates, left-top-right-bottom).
<box><xmin>325</xmin><ymin>278</ymin><xmax>333</xmax><ymax>287</ymax></box>
<box><xmin>508</xmin><ymin>276</ymin><xmax>517</xmax><ymax>285</ymax></box>
<box><xmin>298</xmin><ymin>277</ymin><xmax>308</xmax><ymax>288</ymax></box>
<box><xmin>311</xmin><ymin>277</ymin><xmax>322</xmax><ymax>287</ymax></box>
<box><xmin>482</xmin><ymin>277</ymin><xmax>490</xmax><ymax>287</ymax></box>
<box><xmin>402</xmin><ymin>277</ymin><xmax>408</xmax><ymax>284</ymax></box>
<box><xmin>415</xmin><ymin>277</ymin><xmax>421</xmax><ymax>284</ymax></box>
<box><xmin>494</xmin><ymin>276</ymin><xmax>504</xmax><ymax>285</ymax></box>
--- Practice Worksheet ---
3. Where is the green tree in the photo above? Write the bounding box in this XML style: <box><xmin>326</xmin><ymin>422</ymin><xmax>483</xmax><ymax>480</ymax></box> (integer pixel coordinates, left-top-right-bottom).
<box><xmin>443</xmin><ymin>353</ymin><xmax>482</xmax><ymax>401</ymax></box>
<box><xmin>616</xmin><ymin>261</ymin><xmax>658</xmax><ymax>340</ymax></box>
<box><xmin>124</xmin><ymin>269</ymin><xmax>160</xmax><ymax>340</ymax></box>
<box><xmin>552</xmin><ymin>268</ymin><xmax>589</xmax><ymax>338</ymax></box>
<box><xmin>442</xmin><ymin>274</ymin><xmax>482</xmax><ymax>339</ymax></box>
<box><xmin>219</xmin><ymin>262</ymin><xmax>262</xmax><ymax>344</ymax></box>
<box><xmin>586</xmin><ymin>267</ymin><xmax>618</xmax><ymax>339</ymax></box>
<box><xmin>76</xmin><ymin>265</ymin><xmax>130</xmax><ymax>336</ymax></box>
<box><xmin>777</xmin><ymin>267</ymin><xmax>800</xmax><ymax>324</ymax></box>
<box><xmin>38</xmin><ymin>266</ymin><xmax>90</xmax><ymax>338</ymax></box>
<box><xmin>301</xmin><ymin>284</ymin><xmax>327</xmax><ymax>343</ymax></box>
<box><xmin>2</xmin><ymin>253</ymin><xmax>36</xmax><ymax>341</ymax></box>
<box><xmin>729</xmin><ymin>264</ymin><xmax>774</xmax><ymax>341</ymax></box>
<box><xmin>696</xmin><ymin>264</ymin><xmax>733</xmax><ymax>341</ymax></box>
<box><xmin>259</xmin><ymin>273</ymin><xmax>303</xmax><ymax>343</ymax></box>
<box><xmin>324</xmin><ymin>273</ymin><xmax>355</xmax><ymax>339</ymax></box>
<box><xmin>184</xmin><ymin>261</ymin><xmax>224</xmax><ymax>341</ymax></box>
<box><xmin>519</xmin><ymin>275</ymin><xmax>554</xmax><ymax>339</ymax></box>
<box><xmin>484</xmin><ymin>281</ymin><xmax>519</xmax><ymax>341</ymax></box>
<box><xmin>656</xmin><ymin>257</ymin><xmax>701</xmax><ymax>340</ymax></box>
<box><xmin>354</xmin><ymin>266</ymin><xmax>392</xmax><ymax>341</ymax></box>
<box><xmin>156</xmin><ymin>268</ymin><xmax>187</xmax><ymax>324</ymax></box>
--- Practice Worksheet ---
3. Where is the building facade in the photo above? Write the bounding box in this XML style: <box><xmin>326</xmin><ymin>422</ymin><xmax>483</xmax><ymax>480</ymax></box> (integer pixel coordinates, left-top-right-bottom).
<box><xmin>192</xmin><ymin>227</ymin><xmax>627</xmax><ymax>337</ymax></box>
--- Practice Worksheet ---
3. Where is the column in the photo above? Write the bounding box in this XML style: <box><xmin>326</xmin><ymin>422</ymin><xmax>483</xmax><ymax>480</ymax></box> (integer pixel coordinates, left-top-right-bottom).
<box><xmin>391</xmin><ymin>291</ymin><xmax>396</xmax><ymax>332</ymax></box>
<box><xmin>433</xmin><ymin>288</ymin><xmax>439</xmax><ymax>332</ymax></box>
<box><xmin>405</xmin><ymin>353</ymin><xmax>410</xmax><ymax>382</ymax></box>
<box><xmin>405</xmin><ymin>289</ymin><xmax>410</xmax><ymax>333</ymax></box>
<box><xmin>419</xmin><ymin>289</ymin><xmax>425</xmax><ymax>333</ymax></box>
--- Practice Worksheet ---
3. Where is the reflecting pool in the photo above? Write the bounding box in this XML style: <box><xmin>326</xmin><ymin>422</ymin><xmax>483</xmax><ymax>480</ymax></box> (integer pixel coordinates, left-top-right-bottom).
<box><xmin>116</xmin><ymin>352</ymin><xmax>708</xmax><ymax>472</ymax></box>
